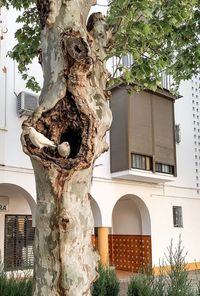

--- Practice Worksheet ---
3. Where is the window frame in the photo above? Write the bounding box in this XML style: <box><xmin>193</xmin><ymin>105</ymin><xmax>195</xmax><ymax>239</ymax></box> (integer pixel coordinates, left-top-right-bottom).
<box><xmin>172</xmin><ymin>206</ymin><xmax>183</xmax><ymax>228</ymax></box>
<box><xmin>155</xmin><ymin>162</ymin><xmax>174</xmax><ymax>175</ymax></box>
<box><xmin>132</xmin><ymin>153</ymin><xmax>153</xmax><ymax>171</ymax></box>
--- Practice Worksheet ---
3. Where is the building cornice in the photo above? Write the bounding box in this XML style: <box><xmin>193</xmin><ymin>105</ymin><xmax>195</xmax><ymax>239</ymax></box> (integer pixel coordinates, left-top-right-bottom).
<box><xmin>0</xmin><ymin>164</ymin><xmax>34</xmax><ymax>175</ymax></box>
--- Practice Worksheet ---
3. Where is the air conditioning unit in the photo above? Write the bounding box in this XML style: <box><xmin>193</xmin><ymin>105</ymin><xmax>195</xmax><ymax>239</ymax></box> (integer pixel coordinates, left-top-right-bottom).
<box><xmin>17</xmin><ymin>91</ymin><xmax>39</xmax><ymax>117</ymax></box>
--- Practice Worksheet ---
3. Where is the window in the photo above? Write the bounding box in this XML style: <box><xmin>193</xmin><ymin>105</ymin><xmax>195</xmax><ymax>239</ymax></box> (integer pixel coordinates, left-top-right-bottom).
<box><xmin>4</xmin><ymin>215</ymin><xmax>35</xmax><ymax>269</ymax></box>
<box><xmin>155</xmin><ymin>163</ymin><xmax>174</xmax><ymax>174</ymax></box>
<box><xmin>175</xmin><ymin>124</ymin><xmax>181</xmax><ymax>144</ymax></box>
<box><xmin>173</xmin><ymin>206</ymin><xmax>183</xmax><ymax>227</ymax></box>
<box><xmin>121</xmin><ymin>54</ymin><xmax>133</xmax><ymax>68</ymax></box>
<box><xmin>132</xmin><ymin>154</ymin><xmax>152</xmax><ymax>171</ymax></box>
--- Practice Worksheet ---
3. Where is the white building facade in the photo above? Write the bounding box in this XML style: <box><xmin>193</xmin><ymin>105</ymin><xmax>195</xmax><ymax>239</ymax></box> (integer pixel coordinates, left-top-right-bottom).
<box><xmin>0</xmin><ymin>5</ymin><xmax>200</xmax><ymax>272</ymax></box>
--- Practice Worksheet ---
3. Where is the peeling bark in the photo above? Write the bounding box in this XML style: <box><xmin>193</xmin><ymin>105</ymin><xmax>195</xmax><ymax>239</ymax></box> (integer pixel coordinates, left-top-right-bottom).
<box><xmin>21</xmin><ymin>1</ymin><xmax>112</xmax><ymax>295</ymax></box>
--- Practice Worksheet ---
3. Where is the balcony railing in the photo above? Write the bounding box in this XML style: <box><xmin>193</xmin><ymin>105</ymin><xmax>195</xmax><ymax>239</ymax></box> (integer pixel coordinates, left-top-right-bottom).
<box><xmin>110</xmin><ymin>55</ymin><xmax>172</xmax><ymax>91</ymax></box>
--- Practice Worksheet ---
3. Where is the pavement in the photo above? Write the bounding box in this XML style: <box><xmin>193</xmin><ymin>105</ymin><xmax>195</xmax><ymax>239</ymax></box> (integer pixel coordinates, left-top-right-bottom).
<box><xmin>116</xmin><ymin>270</ymin><xmax>135</xmax><ymax>296</ymax></box>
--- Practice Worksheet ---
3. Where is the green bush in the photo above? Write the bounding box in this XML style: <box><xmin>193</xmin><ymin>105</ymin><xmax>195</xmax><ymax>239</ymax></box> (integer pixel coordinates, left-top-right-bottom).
<box><xmin>0</xmin><ymin>272</ymin><xmax>32</xmax><ymax>296</ymax></box>
<box><xmin>127</xmin><ymin>273</ymin><xmax>154</xmax><ymax>296</ymax></box>
<box><xmin>127</xmin><ymin>238</ymin><xmax>198</xmax><ymax>296</ymax></box>
<box><xmin>91</xmin><ymin>265</ymin><xmax>120</xmax><ymax>296</ymax></box>
<box><xmin>165</xmin><ymin>239</ymin><xmax>194</xmax><ymax>296</ymax></box>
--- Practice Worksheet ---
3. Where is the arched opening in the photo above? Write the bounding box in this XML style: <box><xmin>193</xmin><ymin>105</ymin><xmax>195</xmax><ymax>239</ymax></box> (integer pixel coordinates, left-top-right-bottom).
<box><xmin>90</xmin><ymin>196</ymin><xmax>102</xmax><ymax>228</ymax></box>
<box><xmin>0</xmin><ymin>183</ymin><xmax>36</xmax><ymax>222</ymax></box>
<box><xmin>110</xmin><ymin>194</ymin><xmax>151</xmax><ymax>273</ymax></box>
<box><xmin>90</xmin><ymin>196</ymin><xmax>102</xmax><ymax>249</ymax></box>
<box><xmin>113</xmin><ymin>198</ymin><xmax>142</xmax><ymax>235</ymax></box>
<box><xmin>0</xmin><ymin>183</ymin><xmax>36</xmax><ymax>270</ymax></box>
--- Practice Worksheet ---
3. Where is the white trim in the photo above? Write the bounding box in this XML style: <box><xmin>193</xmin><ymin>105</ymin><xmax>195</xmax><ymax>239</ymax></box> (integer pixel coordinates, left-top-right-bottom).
<box><xmin>111</xmin><ymin>169</ymin><xmax>176</xmax><ymax>183</ymax></box>
<box><xmin>0</xmin><ymin>165</ymin><xmax>34</xmax><ymax>175</ymax></box>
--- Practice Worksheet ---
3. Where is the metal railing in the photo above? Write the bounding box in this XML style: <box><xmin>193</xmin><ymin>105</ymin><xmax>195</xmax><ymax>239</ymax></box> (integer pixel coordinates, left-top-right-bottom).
<box><xmin>110</xmin><ymin>55</ymin><xmax>172</xmax><ymax>90</ymax></box>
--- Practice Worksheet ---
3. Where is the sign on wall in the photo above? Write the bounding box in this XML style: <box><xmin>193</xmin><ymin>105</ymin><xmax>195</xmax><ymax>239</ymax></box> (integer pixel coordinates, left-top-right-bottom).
<box><xmin>0</xmin><ymin>196</ymin><xmax>9</xmax><ymax>212</ymax></box>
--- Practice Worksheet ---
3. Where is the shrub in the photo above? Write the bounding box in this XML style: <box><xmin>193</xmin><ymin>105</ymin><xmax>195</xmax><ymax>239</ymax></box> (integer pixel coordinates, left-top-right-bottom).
<box><xmin>91</xmin><ymin>264</ymin><xmax>120</xmax><ymax>296</ymax></box>
<box><xmin>165</xmin><ymin>238</ymin><xmax>194</xmax><ymax>296</ymax></box>
<box><xmin>127</xmin><ymin>273</ymin><xmax>154</xmax><ymax>296</ymax></box>
<box><xmin>128</xmin><ymin>238</ymin><xmax>197</xmax><ymax>296</ymax></box>
<box><xmin>151</xmin><ymin>271</ymin><xmax>166</xmax><ymax>296</ymax></box>
<box><xmin>0</xmin><ymin>260</ymin><xmax>33</xmax><ymax>296</ymax></box>
<box><xmin>0</xmin><ymin>273</ymin><xmax>32</xmax><ymax>296</ymax></box>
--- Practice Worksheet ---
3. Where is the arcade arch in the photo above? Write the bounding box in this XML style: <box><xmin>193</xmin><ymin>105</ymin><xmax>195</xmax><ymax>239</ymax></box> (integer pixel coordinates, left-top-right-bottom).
<box><xmin>0</xmin><ymin>183</ymin><xmax>36</xmax><ymax>269</ymax></box>
<box><xmin>111</xmin><ymin>194</ymin><xmax>152</xmax><ymax>272</ymax></box>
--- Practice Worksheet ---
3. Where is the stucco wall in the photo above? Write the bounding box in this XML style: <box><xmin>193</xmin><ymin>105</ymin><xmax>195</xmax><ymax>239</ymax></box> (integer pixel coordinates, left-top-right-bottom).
<box><xmin>112</xmin><ymin>199</ymin><xmax>142</xmax><ymax>235</ymax></box>
<box><xmin>0</xmin><ymin>7</ymin><xmax>43</xmax><ymax>170</ymax></box>
<box><xmin>0</xmin><ymin>184</ymin><xmax>33</xmax><ymax>262</ymax></box>
<box><xmin>92</xmin><ymin>178</ymin><xmax>200</xmax><ymax>266</ymax></box>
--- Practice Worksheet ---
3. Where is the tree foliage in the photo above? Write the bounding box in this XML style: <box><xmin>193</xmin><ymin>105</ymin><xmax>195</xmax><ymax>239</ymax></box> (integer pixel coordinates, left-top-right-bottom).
<box><xmin>108</xmin><ymin>0</ymin><xmax>200</xmax><ymax>91</ymax></box>
<box><xmin>2</xmin><ymin>0</ymin><xmax>200</xmax><ymax>92</ymax></box>
<box><xmin>1</xmin><ymin>0</ymin><xmax>40</xmax><ymax>91</ymax></box>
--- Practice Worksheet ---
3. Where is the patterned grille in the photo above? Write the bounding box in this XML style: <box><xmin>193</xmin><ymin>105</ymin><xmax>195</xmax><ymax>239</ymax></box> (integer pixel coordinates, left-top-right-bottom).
<box><xmin>92</xmin><ymin>234</ymin><xmax>152</xmax><ymax>273</ymax></box>
<box><xmin>109</xmin><ymin>235</ymin><xmax>151</xmax><ymax>272</ymax></box>
<box><xmin>4</xmin><ymin>215</ymin><xmax>35</xmax><ymax>269</ymax></box>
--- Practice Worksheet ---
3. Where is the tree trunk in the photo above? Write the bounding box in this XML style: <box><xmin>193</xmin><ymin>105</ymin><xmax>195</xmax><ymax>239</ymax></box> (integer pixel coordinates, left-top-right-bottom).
<box><xmin>21</xmin><ymin>1</ymin><xmax>112</xmax><ymax>295</ymax></box>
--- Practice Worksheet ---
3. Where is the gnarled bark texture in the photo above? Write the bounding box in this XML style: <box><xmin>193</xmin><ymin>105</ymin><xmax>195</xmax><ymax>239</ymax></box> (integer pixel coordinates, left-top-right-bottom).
<box><xmin>21</xmin><ymin>1</ymin><xmax>112</xmax><ymax>295</ymax></box>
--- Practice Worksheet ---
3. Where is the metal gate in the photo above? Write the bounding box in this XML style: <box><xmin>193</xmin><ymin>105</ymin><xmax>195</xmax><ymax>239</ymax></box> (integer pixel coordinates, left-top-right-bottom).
<box><xmin>91</xmin><ymin>234</ymin><xmax>151</xmax><ymax>272</ymax></box>
<box><xmin>108</xmin><ymin>235</ymin><xmax>152</xmax><ymax>272</ymax></box>
<box><xmin>4</xmin><ymin>215</ymin><xmax>35</xmax><ymax>269</ymax></box>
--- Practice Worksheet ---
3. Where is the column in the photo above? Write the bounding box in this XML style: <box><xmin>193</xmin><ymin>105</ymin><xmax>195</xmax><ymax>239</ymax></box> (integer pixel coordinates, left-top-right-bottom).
<box><xmin>97</xmin><ymin>227</ymin><xmax>109</xmax><ymax>266</ymax></box>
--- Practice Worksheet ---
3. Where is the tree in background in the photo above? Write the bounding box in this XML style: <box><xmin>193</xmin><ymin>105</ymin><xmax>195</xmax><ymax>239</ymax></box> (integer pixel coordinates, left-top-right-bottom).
<box><xmin>1</xmin><ymin>0</ymin><xmax>200</xmax><ymax>295</ymax></box>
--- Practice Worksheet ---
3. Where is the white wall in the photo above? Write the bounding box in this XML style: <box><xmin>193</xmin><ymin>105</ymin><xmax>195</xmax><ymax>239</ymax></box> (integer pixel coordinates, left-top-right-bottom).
<box><xmin>0</xmin><ymin>184</ymin><xmax>33</xmax><ymax>261</ymax></box>
<box><xmin>112</xmin><ymin>198</ymin><xmax>142</xmax><ymax>235</ymax></box>
<box><xmin>150</xmin><ymin>193</ymin><xmax>200</xmax><ymax>266</ymax></box>
<box><xmin>90</xmin><ymin>0</ymin><xmax>108</xmax><ymax>15</ymax></box>
<box><xmin>0</xmin><ymin>7</ymin><xmax>43</xmax><ymax>170</ymax></box>
<box><xmin>0</xmin><ymin>167</ymin><xmax>36</xmax><ymax>226</ymax></box>
<box><xmin>172</xmin><ymin>80</ymin><xmax>196</xmax><ymax>189</ymax></box>
<box><xmin>90</xmin><ymin>197</ymin><xmax>102</xmax><ymax>227</ymax></box>
<box><xmin>0</xmin><ymin>8</ymin><xmax>7</xmax><ymax>131</ymax></box>
<box><xmin>92</xmin><ymin>177</ymin><xmax>200</xmax><ymax>266</ymax></box>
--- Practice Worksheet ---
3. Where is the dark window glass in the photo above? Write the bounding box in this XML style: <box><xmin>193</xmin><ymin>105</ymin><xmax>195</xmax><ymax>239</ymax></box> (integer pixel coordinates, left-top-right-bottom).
<box><xmin>132</xmin><ymin>154</ymin><xmax>152</xmax><ymax>171</ymax></box>
<box><xmin>175</xmin><ymin>124</ymin><xmax>181</xmax><ymax>144</ymax></box>
<box><xmin>155</xmin><ymin>163</ymin><xmax>174</xmax><ymax>175</ymax></box>
<box><xmin>173</xmin><ymin>206</ymin><xmax>183</xmax><ymax>227</ymax></box>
